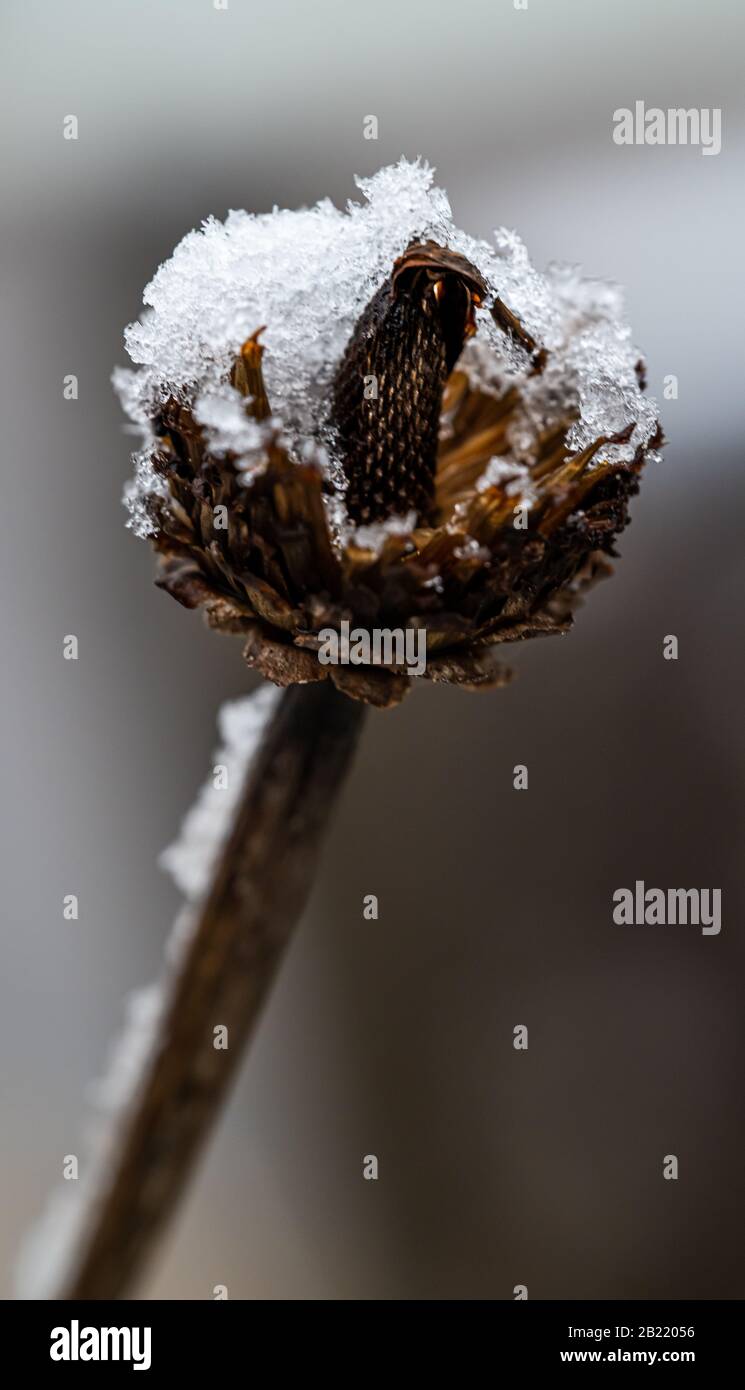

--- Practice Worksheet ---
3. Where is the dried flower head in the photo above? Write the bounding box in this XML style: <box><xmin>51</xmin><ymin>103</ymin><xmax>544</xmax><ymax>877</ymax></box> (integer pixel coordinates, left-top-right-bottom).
<box><xmin>116</xmin><ymin>160</ymin><xmax>662</xmax><ymax>707</ymax></box>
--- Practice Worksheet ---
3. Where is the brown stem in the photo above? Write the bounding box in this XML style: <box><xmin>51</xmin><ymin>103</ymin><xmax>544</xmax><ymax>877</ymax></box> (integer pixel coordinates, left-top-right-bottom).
<box><xmin>62</xmin><ymin>680</ymin><xmax>367</xmax><ymax>1300</ymax></box>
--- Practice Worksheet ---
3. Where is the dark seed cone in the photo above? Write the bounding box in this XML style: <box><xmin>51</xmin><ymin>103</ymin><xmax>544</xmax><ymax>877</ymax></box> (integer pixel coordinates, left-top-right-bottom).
<box><xmin>332</xmin><ymin>241</ymin><xmax>486</xmax><ymax>524</ymax></box>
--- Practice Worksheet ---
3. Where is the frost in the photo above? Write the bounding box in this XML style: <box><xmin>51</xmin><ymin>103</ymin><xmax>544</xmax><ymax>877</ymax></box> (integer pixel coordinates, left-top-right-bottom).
<box><xmin>476</xmin><ymin>457</ymin><xmax>533</xmax><ymax>497</ymax></box>
<box><xmin>452</xmin><ymin>537</ymin><xmax>490</xmax><ymax>561</ymax></box>
<box><xmin>352</xmin><ymin>510</ymin><xmax>418</xmax><ymax>553</ymax></box>
<box><xmin>192</xmin><ymin>383</ymin><xmax>274</xmax><ymax>485</ymax></box>
<box><xmin>194</xmin><ymin>384</ymin><xmax>270</xmax><ymax>459</ymax></box>
<box><xmin>15</xmin><ymin>982</ymin><xmax>166</xmax><ymax>1300</ymax></box>
<box><xmin>15</xmin><ymin>684</ymin><xmax>279</xmax><ymax>1299</ymax></box>
<box><xmin>160</xmin><ymin>685</ymin><xmax>279</xmax><ymax>902</ymax></box>
<box><xmin>116</xmin><ymin>157</ymin><xmax>659</xmax><ymax>526</ymax></box>
<box><xmin>122</xmin><ymin>442</ymin><xmax>168</xmax><ymax>539</ymax></box>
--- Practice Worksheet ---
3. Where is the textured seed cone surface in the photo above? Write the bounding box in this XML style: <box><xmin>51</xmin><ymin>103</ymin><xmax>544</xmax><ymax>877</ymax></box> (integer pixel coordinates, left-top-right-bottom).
<box><xmin>333</xmin><ymin>242</ymin><xmax>486</xmax><ymax>525</ymax></box>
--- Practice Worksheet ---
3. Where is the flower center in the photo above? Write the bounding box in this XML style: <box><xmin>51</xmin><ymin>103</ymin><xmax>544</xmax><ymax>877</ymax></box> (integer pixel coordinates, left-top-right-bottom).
<box><xmin>331</xmin><ymin>241</ymin><xmax>486</xmax><ymax>526</ymax></box>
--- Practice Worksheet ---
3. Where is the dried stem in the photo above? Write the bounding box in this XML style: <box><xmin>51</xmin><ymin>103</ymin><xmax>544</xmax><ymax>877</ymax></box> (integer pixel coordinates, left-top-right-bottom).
<box><xmin>62</xmin><ymin>680</ymin><xmax>366</xmax><ymax>1300</ymax></box>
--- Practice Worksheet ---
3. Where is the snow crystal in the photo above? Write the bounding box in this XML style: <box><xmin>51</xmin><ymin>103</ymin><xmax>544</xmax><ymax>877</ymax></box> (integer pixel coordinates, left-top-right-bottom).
<box><xmin>121</xmin><ymin>442</ymin><xmax>168</xmax><ymax>539</ymax></box>
<box><xmin>15</xmin><ymin>984</ymin><xmax>165</xmax><ymax>1301</ymax></box>
<box><xmin>351</xmin><ymin>510</ymin><xmax>418</xmax><ymax>554</ymax></box>
<box><xmin>194</xmin><ymin>384</ymin><xmax>271</xmax><ymax>460</ymax></box>
<box><xmin>476</xmin><ymin>457</ymin><xmax>534</xmax><ymax>497</ymax></box>
<box><xmin>160</xmin><ymin>684</ymin><xmax>279</xmax><ymax>904</ymax></box>
<box><xmin>15</xmin><ymin>684</ymin><xmax>279</xmax><ymax>1299</ymax></box>
<box><xmin>116</xmin><ymin>158</ymin><xmax>659</xmax><ymax>531</ymax></box>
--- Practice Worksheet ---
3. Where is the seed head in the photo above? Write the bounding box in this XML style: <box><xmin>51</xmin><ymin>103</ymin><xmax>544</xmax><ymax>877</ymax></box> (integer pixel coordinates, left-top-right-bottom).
<box><xmin>116</xmin><ymin>161</ymin><xmax>662</xmax><ymax>707</ymax></box>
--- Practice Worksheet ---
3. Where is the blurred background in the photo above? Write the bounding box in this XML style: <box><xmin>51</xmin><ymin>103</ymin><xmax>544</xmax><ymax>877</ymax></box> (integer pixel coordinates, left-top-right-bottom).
<box><xmin>1</xmin><ymin>0</ymin><xmax>744</xmax><ymax>1299</ymax></box>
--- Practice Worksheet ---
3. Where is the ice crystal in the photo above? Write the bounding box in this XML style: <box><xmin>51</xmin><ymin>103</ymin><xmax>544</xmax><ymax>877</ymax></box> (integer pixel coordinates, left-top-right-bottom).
<box><xmin>476</xmin><ymin>457</ymin><xmax>534</xmax><ymax>496</ymax></box>
<box><xmin>121</xmin><ymin>442</ymin><xmax>168</xmax><ymax>538</ymax></box>
<box><xmin>160</xmin><ymin>685</ymin><xmax>279</xmax><ymax>901</ymax></box>
<box><xmin>352</xmin><ymin>510</ymin><xmax>419</xmax><ymax>554</ymax></box>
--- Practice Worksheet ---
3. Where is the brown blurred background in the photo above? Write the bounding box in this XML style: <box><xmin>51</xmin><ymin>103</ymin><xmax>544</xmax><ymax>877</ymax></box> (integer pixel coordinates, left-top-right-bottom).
<box><xmin>1</xmin><ymin>0</ymin><xmax>744</xmax><ymax>1299</ymax></box>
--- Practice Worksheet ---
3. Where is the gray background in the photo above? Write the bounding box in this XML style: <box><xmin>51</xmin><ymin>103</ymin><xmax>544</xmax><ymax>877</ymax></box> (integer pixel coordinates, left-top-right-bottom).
<box><xmin>1</xmin><ymin>0</ymin><xmax>744</xmax><ymax>1298</ymax></box>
